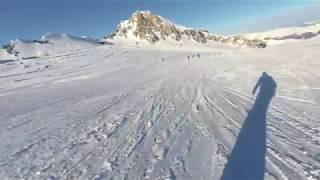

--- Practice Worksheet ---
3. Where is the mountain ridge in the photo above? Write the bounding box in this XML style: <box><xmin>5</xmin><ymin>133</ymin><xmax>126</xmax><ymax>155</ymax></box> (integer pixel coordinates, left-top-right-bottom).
<box><xmin>103</xmin><ymin>10</ymin><xmax>267</xmax><ymax>48</ymax></box>
<box><xmin>3</xmin><ymin>10</ymin><xmax>320</xmax><ymax>59</ymax></box>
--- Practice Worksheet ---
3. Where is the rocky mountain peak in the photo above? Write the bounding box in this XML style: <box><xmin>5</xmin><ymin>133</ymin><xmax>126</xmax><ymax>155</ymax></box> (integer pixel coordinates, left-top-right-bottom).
<box><xmin>105</xmin><ymin>10</ymin><xmax>266</xmax><ymax>48</ymax></box>
<box><xmin>108</xmin><ymin>10</ymin><xmax>185</xmax><ymax>43</ymax></box>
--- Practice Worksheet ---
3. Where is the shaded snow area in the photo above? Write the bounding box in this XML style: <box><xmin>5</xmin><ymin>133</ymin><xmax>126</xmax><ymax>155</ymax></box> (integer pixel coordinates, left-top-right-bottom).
<box><xmin>0</xmin><ymin>38</ymin><xmax>320</xmax><ymax>180</ymax></box>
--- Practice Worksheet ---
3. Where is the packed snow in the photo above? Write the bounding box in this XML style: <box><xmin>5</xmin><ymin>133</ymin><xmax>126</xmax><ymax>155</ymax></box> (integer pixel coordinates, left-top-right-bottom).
<box><xmin>0</xmin><ymin>36</ymin><xmax>319</xmax><ymax>180</ymax></box>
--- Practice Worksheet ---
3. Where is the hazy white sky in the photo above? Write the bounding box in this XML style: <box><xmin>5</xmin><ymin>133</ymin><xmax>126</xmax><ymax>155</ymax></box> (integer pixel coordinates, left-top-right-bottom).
<box><xmin>226</xmin><ymin>3</ymin><xmax>320</xmax><ymax>34</ymax></box>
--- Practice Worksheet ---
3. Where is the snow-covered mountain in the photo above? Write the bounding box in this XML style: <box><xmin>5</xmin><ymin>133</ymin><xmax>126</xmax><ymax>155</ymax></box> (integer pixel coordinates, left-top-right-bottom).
<box><xmin>104</xmin><ymin>10</ymin><xmax>266</xmax><ymax>48</ymax></box>
<box><xmin>1</xmin><ymin>33</ymin><xmax>100</xmax><ymax>59</ymax></box>
<box><xmin>2</xmin><ymin>10</ymin><xmax>320</xmax><ymax>60</ymax></box>
<box><xmin>243</xmin><ymin>21</ymin><xmax>320</xmax><ymax>44</ymax></box>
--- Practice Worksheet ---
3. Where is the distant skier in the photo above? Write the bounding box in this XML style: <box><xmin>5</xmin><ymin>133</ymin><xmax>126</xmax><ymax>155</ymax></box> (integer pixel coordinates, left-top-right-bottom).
<box><xmin>162</xmin><ymin>57</ymin><xmax>164</xmax><ymax>62</ymax></box>
<box><xmin>198</xmin><ymin>53</ymin><xmax>200</xmax><ymax>59</ymax></box>
<box><xmin>187</xmin><ymin>56</ymin><xmax>190</xmax><ymax>61</ymax></box>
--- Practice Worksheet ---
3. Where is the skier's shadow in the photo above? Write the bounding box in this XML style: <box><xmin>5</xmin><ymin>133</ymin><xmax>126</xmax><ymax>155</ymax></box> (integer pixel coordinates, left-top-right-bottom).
<box><xmin>221</xmin><ymin>72</ymin><xmax>277</xmax><ymax>180</ymax></box>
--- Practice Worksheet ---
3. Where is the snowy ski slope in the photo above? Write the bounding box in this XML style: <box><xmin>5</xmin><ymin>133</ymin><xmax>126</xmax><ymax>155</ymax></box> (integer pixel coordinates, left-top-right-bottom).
<box><xmin>0</xmin><ymin>38</ymin><xmax>319</xmax><ymax>179</ymax></box>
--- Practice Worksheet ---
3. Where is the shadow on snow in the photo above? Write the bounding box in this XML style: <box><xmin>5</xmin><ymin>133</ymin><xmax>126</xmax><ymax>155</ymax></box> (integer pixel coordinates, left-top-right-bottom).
<box><xmin>221</xmin><ymin>72</ymin><xmax>277</xmax><ymax>180</ymax></box>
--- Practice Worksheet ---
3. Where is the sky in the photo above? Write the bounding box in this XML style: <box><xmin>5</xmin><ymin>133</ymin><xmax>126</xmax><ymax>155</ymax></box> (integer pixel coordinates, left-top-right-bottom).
<box><xmin>1</xmin><ymin>0</ymin><xmax>320</xmax><ymax>45</ymax></box>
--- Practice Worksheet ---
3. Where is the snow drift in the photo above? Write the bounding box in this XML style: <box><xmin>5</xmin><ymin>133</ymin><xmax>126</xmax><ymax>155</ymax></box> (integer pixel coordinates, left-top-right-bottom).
<box><xmin>5</xmin><ymin>33</ymin><xmax>100</xmax><ymax>59</ymax></box>
<box><xmin>243</xmin><ymin>22</ymin><xmax>320</xmax><ymax>44</ymax></box>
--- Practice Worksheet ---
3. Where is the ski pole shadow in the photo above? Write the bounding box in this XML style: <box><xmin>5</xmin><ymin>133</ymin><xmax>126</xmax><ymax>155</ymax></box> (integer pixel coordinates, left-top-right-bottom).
<box><xmin>221</xmin><ymin>72</ymin><xmax>277</xmax><ymax>180</ymax></box>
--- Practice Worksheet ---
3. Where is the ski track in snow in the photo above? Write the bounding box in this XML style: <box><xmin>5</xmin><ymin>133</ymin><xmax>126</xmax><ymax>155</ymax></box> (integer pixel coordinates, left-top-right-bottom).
<box><xmin>0</xmin><ymin>40</ymin><xmax>320</xmax><ymax>180</ymax></box>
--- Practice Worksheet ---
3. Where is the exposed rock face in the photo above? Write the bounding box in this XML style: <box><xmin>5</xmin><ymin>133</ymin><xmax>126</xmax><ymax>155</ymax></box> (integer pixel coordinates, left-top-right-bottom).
<box><xmin>106</xmin><ymin>10</ymin><xmax>213</xmax><ymax>44</ymax></box>
<box><xmin>105</xmin><ymin>10</ymin><xmax>266</xmax><ymax>48</ymax></box>
<box><xmin>182</xmin><ymin>30</ymin><xmax>207</xmax><ymax>43</ymax></box>
<box><xmin>264</xmin><ymin>31</ymin><xmax>320</xmax><ymax>40</ymax></box>
<box><xmin>107</xmin><ymin>11</ymin><xmax>182</xmax><ymax>43</ymax></box>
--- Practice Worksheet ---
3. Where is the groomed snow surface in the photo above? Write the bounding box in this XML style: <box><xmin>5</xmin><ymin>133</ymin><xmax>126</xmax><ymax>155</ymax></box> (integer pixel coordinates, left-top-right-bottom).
<box><xmin>0</xmin><ymin>38</ymin><xmax>320</xmax><ymax>180</ymax></box>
